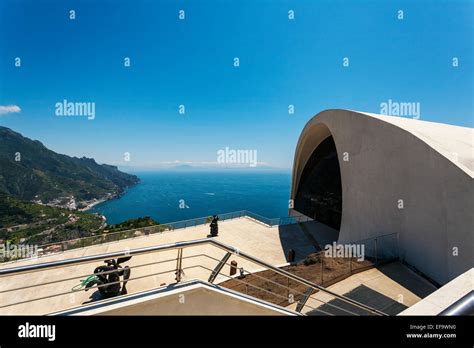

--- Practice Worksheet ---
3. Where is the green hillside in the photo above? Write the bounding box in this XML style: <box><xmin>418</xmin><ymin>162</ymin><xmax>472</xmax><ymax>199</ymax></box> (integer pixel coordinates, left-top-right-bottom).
<box><xmin>0</xmin><ymin>126</ymin><xmax>139</xmax><ymax>204</ymax></box>
<box><xmin>0</xmin><ymin>192</ymin><xmax>104</xmax><ymax>245</ymax></box>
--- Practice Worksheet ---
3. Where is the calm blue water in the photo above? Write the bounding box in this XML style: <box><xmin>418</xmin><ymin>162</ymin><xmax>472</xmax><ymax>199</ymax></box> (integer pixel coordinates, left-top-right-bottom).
<box><xmin>89</xmin><ymin>171</ymin><xmax>291</xmax><ymax>224</ymax></box>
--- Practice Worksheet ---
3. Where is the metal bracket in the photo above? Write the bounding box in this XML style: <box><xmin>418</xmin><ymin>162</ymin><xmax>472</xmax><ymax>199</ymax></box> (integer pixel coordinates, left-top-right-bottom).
<box><xmin>296</xmin><ymin>287</ymin><xmax>313</xmax><ymax>313</ymax></box>
<box><xmin>208</xmin><ymin>252</ymin><xmax>232</xmax><ymax>283</ymax></box>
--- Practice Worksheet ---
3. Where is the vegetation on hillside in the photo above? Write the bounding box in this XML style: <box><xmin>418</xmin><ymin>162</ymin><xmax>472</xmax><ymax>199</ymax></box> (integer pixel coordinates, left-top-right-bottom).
<box><xmin>105</xmin><ymin>216</ymin><xmax>159</xmax><ymax>233</ymax></box>
<box><xmin>0</xmin><ymin>126</ymin><xmax>139</xmax><ymax>204</ymax></box>
<box><xmin>0</xmin><ymin>192</ymin><xmax>104</xmax><ymax>245</ymax></box>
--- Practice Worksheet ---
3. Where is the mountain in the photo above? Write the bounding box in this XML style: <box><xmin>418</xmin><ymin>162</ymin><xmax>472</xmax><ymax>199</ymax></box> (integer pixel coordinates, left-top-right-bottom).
<box><xmin>0</xmin><ymin>126</ymin><xmax>139</xmax><ymax>206</ymax></box>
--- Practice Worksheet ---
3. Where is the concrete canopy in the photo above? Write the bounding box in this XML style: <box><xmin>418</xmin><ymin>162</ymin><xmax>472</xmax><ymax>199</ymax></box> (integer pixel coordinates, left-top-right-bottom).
<box><xmin>290</xmin><ymin>109</ymin><xmax>473</xmax><ymax>285</ymax></box>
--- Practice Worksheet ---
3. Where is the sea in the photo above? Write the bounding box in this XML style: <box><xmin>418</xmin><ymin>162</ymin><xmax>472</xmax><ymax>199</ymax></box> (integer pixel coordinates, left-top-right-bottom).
<box><xmin>88</xmin><ymin>171</ymin><xmax>291</xmax><ymax>225</ymax></box>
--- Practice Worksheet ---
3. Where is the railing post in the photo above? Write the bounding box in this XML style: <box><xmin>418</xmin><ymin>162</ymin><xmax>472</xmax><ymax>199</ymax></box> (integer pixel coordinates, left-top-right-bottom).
<box><xmin>175</xmin><ymin>248</ymin><xmax>183</xmax><ymax>282</ymax></box>
<box><xmin>287</xmin><ymin>277</ymin><xmax>290</xmax><ymax>299</ymax></box>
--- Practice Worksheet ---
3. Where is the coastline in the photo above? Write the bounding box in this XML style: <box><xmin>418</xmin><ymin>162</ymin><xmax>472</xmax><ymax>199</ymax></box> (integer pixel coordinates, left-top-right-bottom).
<box><xmin>78</xmin><ymin>198</ymin><xmax>108</xmax><ymax>212</ymax></box>
<box><xmin>80</xmin><ymin>180</ymin><xmax>140</xmax><ymax>213</ymax></box>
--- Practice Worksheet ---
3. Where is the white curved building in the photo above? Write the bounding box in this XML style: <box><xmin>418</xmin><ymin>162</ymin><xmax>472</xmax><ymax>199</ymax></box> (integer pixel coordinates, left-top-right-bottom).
<box><xmin>290</xmin><ymin>109</ymin><xmax>473</xmax><ymax>285</ymax></box>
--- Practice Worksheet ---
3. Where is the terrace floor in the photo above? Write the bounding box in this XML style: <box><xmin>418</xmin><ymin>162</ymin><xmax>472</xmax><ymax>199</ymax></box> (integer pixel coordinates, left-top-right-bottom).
<box><xmin>289</xmin><ymin>262</ymin><xmax>437</xmax><ymax>315</ymax></box>
<box><xmin>0</xmin><ymin>217</ymin><xmax>316</xmax><ymax>314</ymax></box>
<box><xmin>0</xmin><ymin>217</ymin><xmax>436</xmax><ymax>315</ymax></box>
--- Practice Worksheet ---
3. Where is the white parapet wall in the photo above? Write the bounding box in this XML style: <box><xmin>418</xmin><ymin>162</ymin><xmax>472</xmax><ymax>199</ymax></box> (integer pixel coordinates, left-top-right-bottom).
<box><xmin>398</xmin><ymin>268</ymin><xmax>473</xmax><ymax>315</ymax></box>
<box><xmin>51</xmin><ymin>280</ymin><xmax>300</xmax><ymax>316</ymax></box>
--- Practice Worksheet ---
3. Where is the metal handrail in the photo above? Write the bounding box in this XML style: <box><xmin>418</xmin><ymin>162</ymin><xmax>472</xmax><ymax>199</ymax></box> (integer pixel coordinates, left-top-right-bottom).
<box><xmin>438</xmin><ymin>291</ymin><xmax>474</xmax><ymax>316</ymax></box>
<box><xmin>196</xmin><ymin>264</ymin><xmax>334</xmax><ymax>315</ymax></box>
<box><xmin>0</xmin><ymin>237</ymin><xmax>386</xmax><ymax>316</ymax></box>
<box><xmin>0</xmin><ymin>255</ymin><xmax>206</xmax><ymax>294</ymax></box>
<box><xmin>1</xmin><ymin>260</ymin><xmax>349</xmax><ymax>316</ymax></box>
<box><xmin>0</xmin><ymin>238</ymin><xmax>210</xmax><ymax>276</ymax></box>
<box><xmin>208</xmin><ymin>260</ymin><xmax>362</xmax><ymax>315</ymax></box>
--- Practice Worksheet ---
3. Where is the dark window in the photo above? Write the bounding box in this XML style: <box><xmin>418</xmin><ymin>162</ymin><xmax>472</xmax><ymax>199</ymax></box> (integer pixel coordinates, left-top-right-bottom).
<box><xmin>294</xmin><ymin>136</ymin><xmax>342</xmax><ymax>230</ymax></box>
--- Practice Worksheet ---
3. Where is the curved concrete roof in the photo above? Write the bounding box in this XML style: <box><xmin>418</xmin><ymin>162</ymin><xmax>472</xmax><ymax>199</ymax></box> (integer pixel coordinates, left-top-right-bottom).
<box><xmin>290</xmin><ymin>109</ymin><xmax>473</xmax><ymax>285</ymax></box>
<box><xmin>359</xmin><ymin>111</ymin><xmax>474</xmax><ymax>177</ymax></box>
<box><xmin>291</xmin><ymin>110</ymin><xmax>474</xmax><ymax>202</ymax></box>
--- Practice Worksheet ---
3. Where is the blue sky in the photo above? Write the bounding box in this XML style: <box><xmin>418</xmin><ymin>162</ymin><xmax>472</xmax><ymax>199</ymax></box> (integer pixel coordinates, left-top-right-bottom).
<box><xmin>0</xmin><ymin>0</ymin><xmax>472</xmax><ymax>170</ymax></box>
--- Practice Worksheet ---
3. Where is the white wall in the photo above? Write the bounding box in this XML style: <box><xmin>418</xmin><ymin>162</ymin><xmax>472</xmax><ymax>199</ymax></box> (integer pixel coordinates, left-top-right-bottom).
<box><xmin>291</xmin><ymin>110</ymin><xmax>473</xmax><ymax>285</ymax></box>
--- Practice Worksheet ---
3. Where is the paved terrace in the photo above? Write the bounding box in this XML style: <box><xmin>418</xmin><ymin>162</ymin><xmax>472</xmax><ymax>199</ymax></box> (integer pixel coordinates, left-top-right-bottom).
<box><xmin>288</xmin><ymin>262</ymin><xmax>437</xmax><ymax>315</ymax></box>
<box><xmin>399</xmin><ymin>268</ymin><xmax>473</xmax><ymax>315</ymax></box>
<box><xmin>0</xmin><ymin>216</ymin><xmax>436</xmax><ymax>315</ymax></box>
<box><xmin>0</xmin><ymin>217</ymin><xmax>317</xmax><ymax>315</ymax></box>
